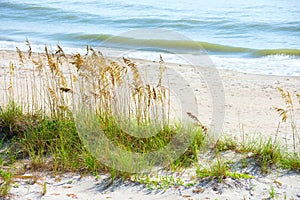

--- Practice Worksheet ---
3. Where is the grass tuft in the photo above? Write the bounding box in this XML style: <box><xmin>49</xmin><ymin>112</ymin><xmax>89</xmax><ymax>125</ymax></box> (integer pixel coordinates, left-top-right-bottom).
<box><xmin>0</xmin><ymin>102</ymin><xmax>28</xmax><ymax>141</ymax></box>
<box><xmin>196</xmin><ymin>157</ymin><xmax>253</xmax><ymax>182</ymax></box>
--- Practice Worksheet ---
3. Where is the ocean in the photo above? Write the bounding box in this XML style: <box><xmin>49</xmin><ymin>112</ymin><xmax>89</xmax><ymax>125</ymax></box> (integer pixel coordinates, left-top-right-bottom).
<box><xmin>0</xmin><ymin>0</ymin><xmax>299</xmax><ymax>76</ymax></box>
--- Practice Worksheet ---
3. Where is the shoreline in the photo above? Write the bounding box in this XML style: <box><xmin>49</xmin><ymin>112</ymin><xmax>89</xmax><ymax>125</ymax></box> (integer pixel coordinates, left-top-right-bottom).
<box><xmin>1</xmin><ymin>40</ymin><xmax>300</xmax><ymax>76</ymax></box>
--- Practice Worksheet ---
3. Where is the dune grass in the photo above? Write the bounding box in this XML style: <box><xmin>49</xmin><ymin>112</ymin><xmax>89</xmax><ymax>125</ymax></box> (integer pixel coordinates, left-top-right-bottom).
<box><xmin>0</xmin><ymin>43</ymin><xmax>300</xmax><ymax>197</ymax></box>
<box><xmin>1</xmin><ymin>43</ymin><xmax>206</xmax><ymax>183</ymax></box>
<box><xmin>215</xmin><ymin>135</ymin><xmax>300</xmax><ymax>173</ymax></box>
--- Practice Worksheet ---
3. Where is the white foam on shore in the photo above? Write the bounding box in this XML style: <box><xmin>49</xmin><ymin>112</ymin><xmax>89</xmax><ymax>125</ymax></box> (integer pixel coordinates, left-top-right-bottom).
<box><xmin>211</xmin><ymin>55</ymin><xmax>300</xmax><ymax>76</ymax></box>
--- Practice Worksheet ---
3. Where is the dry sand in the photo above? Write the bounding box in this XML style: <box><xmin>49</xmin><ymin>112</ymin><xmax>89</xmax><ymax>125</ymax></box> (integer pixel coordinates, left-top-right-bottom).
<box><xmin>7</xmin><ymin>169</ymin><xmax>300</xmax><ymax>200</ymax></box>
<box><xmin>1</xmin><ymin>49</ymin><xmax>300</xmax><ymax>199</ymax></box>
<box><xmin>133</xmin><ymin>57</ymin><xmax>300</xmax><ymax>151</ymax></box>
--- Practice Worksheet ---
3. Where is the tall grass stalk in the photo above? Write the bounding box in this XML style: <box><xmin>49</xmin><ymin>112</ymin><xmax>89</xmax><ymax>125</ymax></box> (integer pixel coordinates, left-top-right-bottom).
<box><xmin>275</xmin><ymin>87</ymin><xmax>300</xmax><ymax>154</ymax></box>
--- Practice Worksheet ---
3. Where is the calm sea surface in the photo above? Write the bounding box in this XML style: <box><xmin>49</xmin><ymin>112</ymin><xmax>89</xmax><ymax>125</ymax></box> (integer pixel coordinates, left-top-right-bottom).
<box><xmin>0</xmin><ymin>0</ymin><xmax>299</xmax><ymax>75</ymax></box>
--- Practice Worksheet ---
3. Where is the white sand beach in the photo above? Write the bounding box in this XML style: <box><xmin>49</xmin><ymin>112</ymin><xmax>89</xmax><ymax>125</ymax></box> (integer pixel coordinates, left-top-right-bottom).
<box><xmin>1</xmin><ymin>49</ymin><xmax>300</xmax><ymax>199</ymax></box>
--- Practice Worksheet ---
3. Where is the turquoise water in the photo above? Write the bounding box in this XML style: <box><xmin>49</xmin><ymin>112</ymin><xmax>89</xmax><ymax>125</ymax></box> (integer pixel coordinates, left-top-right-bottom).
<box><xmin>0</xmin><ymin>0</ymin><xmax>299</xmax><ymax>75</ymax></box>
